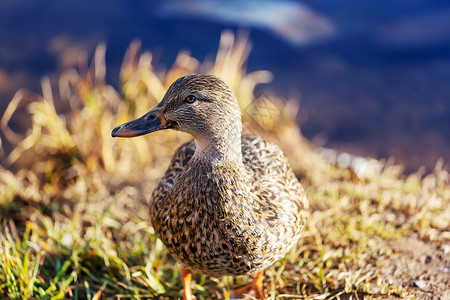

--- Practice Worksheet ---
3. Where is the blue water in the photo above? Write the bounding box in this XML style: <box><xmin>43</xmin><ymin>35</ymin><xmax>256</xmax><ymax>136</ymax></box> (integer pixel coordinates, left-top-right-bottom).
<box><xmin>0</xmin><ymin>0</ymin><xmax>449</xmax><ymax>172</ymax></box>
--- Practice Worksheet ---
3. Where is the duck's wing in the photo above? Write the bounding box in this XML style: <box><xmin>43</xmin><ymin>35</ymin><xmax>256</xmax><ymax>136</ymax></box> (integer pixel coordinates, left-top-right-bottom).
<box><xmin>241</xmin><ymin>134</ymin><xmax>307</xmax><ymax>210</ymax></box>
<box><xmin>150</xmin><ymin>139</ymin><xmax>196</xmax><ymax>207</ymax></box>
<box><xmin>241</xmin><ymin>133</ymin><xmax>308</xmax><ymax>253</ymax></box>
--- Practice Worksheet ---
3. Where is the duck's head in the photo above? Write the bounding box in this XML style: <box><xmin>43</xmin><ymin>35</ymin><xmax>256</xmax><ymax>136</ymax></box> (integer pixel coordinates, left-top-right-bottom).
<box><xmin>112</xmin><ymin>74</ymin><xmax>242</xmax><ymax>158</ymax></box>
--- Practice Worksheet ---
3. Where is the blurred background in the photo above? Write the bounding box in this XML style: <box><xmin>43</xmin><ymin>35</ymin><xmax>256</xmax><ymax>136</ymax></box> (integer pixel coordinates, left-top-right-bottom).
<box><xmin>1</xmin><ymin>0</ymin><xmax>449</xmax><ymax>173</ymax></box>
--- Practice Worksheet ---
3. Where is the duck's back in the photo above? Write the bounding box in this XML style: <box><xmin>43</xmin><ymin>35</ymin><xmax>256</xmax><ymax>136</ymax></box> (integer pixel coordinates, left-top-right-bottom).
<box><xmin>150</xmin><ymin>134</ymin><xmax>308</xmax><ymax>276</ymax></box>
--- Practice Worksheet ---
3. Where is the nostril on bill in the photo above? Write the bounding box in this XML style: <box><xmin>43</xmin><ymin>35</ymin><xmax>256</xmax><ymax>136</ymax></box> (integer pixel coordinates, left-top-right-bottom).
<box><xmin>145</xmin><ymin>112</ymin><xmax>158</xmax><ymax>121</ymax></box>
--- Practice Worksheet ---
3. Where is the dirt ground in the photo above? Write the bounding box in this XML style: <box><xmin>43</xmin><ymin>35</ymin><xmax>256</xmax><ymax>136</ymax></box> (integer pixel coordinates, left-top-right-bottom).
<box><xmin>380</xmin><ymin>234</ymin><xmax>449</xmax><ymax>299</ymax></box>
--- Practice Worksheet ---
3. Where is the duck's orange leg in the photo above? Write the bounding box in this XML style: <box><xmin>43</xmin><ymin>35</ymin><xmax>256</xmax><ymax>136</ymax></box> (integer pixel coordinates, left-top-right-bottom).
<box><xmin>229</xmin><ymin>270</ymin><xmax>265</xmax><ymax>300</ymax></box>
<box><xmin>181</xmin><ymin>265</ymin><xmax>195</xmax><ymax>300</ymax></box>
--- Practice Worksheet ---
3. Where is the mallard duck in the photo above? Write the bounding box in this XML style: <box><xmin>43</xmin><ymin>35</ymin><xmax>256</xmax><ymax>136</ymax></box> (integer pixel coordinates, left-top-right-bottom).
<box><xmin>112</xmin><ymin>74</ymin><xmax>308</xmax><ymax>299</ymax></box>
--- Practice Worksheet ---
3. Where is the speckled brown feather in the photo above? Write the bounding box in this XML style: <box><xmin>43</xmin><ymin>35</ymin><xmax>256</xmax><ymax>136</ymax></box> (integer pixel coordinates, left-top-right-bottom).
<box><xmin>150</xmin><ymin>134</ymin><xmax>308</xmax><ymax>277</ymax></box>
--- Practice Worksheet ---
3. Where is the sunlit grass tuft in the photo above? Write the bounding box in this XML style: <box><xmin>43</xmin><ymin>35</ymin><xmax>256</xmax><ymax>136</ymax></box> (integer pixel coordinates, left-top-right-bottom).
<box><xmin>0</xmin><ymin>31</ymin><xmax>449</xmax><ymax>299</ymax></box>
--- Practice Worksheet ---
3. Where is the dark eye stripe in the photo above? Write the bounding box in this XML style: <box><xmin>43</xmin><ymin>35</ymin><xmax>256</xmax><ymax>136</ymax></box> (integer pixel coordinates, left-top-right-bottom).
<box><xmin>198</xmin><ymin>97</ymin><xmax>213</xmax><ymax>103</ymax></box>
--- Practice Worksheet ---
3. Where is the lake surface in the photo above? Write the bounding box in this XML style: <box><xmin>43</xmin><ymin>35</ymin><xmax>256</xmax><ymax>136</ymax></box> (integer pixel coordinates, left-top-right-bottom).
<box><xmin>1</xmin><ymin>0</ymin><xmax>449</xmax><ymax>172</ymax></box>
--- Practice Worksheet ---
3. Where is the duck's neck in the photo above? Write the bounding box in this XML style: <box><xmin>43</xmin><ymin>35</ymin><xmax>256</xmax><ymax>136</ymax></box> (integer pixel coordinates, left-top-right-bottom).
<box><xmin>192</xmin><ymin>122</ymin><xmax>243</xmax><ymax>165</ymax></box>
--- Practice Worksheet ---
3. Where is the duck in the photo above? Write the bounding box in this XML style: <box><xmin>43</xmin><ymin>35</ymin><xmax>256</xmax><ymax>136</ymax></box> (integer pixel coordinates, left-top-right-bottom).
<box><xmin>112</xmin><ymin>74</ymin><xmax>308</xmax><ymax>299</ymax></box>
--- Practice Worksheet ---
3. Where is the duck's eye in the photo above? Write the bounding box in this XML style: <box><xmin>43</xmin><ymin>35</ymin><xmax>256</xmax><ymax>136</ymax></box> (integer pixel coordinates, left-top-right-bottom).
<box><xmin>185</xmin><ymin>95</ymin><xmax>197</xmax><ymax>103</ymax></box>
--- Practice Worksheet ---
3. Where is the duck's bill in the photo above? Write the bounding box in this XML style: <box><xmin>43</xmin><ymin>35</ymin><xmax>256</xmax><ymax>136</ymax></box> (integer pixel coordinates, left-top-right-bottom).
<box><xmin>111</xmin><ymin>107</ymin><xmax>172</xmax><ymax>138</ymax></box>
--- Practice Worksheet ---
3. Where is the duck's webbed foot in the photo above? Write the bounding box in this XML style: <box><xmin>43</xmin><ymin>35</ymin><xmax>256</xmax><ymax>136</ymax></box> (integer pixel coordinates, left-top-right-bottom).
<box><xmin>229</xmin><ymin>270</ymin><xmax>265</xmax><ymax>300</ymax></box>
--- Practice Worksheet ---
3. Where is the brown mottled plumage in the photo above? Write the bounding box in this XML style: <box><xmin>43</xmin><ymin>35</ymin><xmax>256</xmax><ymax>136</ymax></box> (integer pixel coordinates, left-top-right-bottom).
<box><xmin>112</xmin><ymin>74</ymin><xmax>308</xmax><ymax>299</ymax></box>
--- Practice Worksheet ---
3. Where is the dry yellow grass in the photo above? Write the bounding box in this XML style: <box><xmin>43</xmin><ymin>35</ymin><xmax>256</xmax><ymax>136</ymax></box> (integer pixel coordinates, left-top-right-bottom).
<box><xmin>0</xmin><ymin>31</ymin><xmax>448</xmax><ymax>299</ymax></box>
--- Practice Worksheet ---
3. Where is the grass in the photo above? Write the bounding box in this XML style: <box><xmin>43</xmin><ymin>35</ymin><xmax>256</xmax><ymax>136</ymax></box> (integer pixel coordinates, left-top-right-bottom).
<box><xmin>1</xmin><ymin>31</ymin><xmax>449</xmax><ymax>299</ymax></box>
